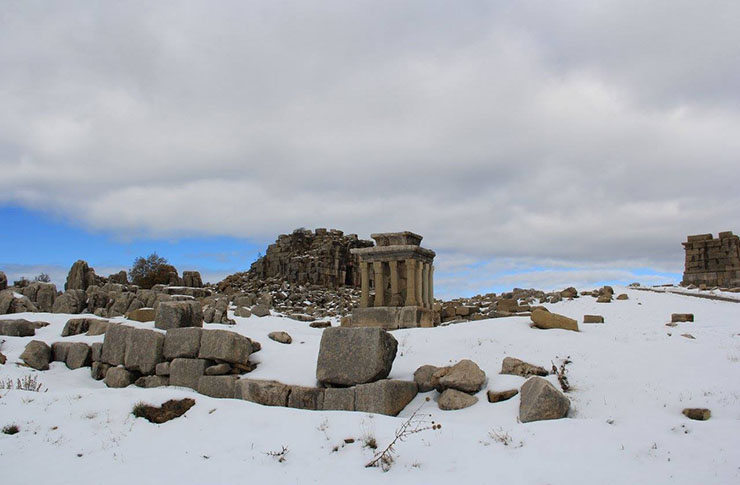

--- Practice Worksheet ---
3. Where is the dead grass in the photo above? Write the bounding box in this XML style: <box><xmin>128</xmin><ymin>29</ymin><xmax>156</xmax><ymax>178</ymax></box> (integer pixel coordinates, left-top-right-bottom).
<box><xmin>132</xmin><ymin>398</ymin><xmax>195</xmax><ymax>424</ymax></box>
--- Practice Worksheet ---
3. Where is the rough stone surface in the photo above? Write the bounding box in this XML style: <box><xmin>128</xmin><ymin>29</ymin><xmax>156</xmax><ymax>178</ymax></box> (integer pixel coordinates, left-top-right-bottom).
<box><xmin>21</xmin><ymin>282</ymin><xmax>57</xmax><ymax>312</ymax></box>
<box><xmin>500</xmin><ymin>357</ymin><xmax>548</xmax><ymax>378</ymax></box>
<box><xmin>104</xmin><ymin>366</ymin><xmax>136</xmax><ymax>388</ymax></box>
<box><xmin>0</xmin><ymin>290</ymin><xmax>38</xmax><ymax>315</ymax></box>
<box><xmin>155</xmin><ymin>362</ymin><xmax>170</xmax><ymax>376</ymax></box>
<box><xmin>65</xmin><ymin>260</ymin><xmax>100</xmax><ymax>291</ymax></box>
<box><xmin>198</xmin><ymin>375</ymin><xmax>238</xmax><ymax>398</ymax></box>
<box><xmin>487</xmin><ymin>389</ymin><xmax>519</xmax><ymax>403</ymax></box>
<box><xmin>682</xmin><ymin>408</ymin><xmax>711</xmax><ymax>420</ymax></box>
<box><xmin>169</xmin><ymin>358</ymin><xmax>211</xmax><ymax>390</ymax></box>
<box><xmin>91</xmin><ymin>342</ymin><xmax>103</xmax><ymax>362</ymax></box>
<box><xmin>288</xmin><ymin>386</ymin><xmax>325</xmax><ymax>410</ymax></box>
<box><xmin>127</xmin><ymin>308</ymin><xmax>156</xmax><ymax>322</ymax></box>
<box><xmin>52</xmin><ymin>290</ymin><xmax>87</xmax><ymax>314</ymax></box>
<box><xmin>438</xmin><ymin>388</ymin><xmax>478</xmax><ymax>410</ymax></box>
<box><xmin>414</xmin><ymin>365</ymin><xmax>441</xmax><ymax>392</ymax></box>
<box><xmin>91</xmin><ymin>361</ymin><xmax>110</xmax><ymax>380</ymax></box>
<box><xmin>66</xmin><ymin>342</ymin><xmax>91</xmax><ymax>369</ymax></box>
<box><xmin>531</xmin><ymin>308</ymin><xmax>579</xmax><ymax>332</ymax></box>
<box><xmin>354</xmin><ymin>379</ymin><xmax>418</xmax><ymax>416</ymax></box>
<box><xmin>52</xmin><ymin>342</ymin><xmax>73</xmax><ymax>362</ymax></box>
<box><xmin>432</xmin><ymin>359</ymin><xmax>486</xmax><ymax>393</ymax></box>
<box><xmin>183</xmin><ymin>271</ymin><xmax>204</xmax><ymax>288</ymax></box>
<box><xmin>135</xmin><ymin>375</ymin><xmax>169</xmax><ymax>388</ymax></box>
<box><xmin>62</xmin><ymin>318</ymin><xmax>100</xmax><ymax>337</ymax></box>
<box><xmin>87</xmin><ymin>319</ymin><xmax>110</xmax><ymax>336</ymax></box>
<box><xmin>251</xmin><ymin>304</ymin><xmax>270</xmax><ymax>317</ymax></box>
<box><xmin>235</xmin><ymin>307</ymin><xmax>252</xmax><ymax>318</ymax></box>
<box><xmin>583</xmin><ymin>315</ymin><xmax>605</xmax><ymax>324</ymax></box>
<box><xmin>124</xmin><ymin>328</ymin><xmax>165</xmax><ymax>374</ymax></box>
<box><xmin>616</xmin><ymin>294</ymin><xmax>629</xmax><ymax>300</ymax></box>
<box><xmin>198</xmin><ymin>329</ymin><xmax>253</xmax><ymax>365</ymax></box>
<box><xmin>20</xmin><ymin>340</ymin><xmax>51</xmax><ymax>370</ymax></box>
<box><xmin>235</xmin><ymin>379</ymin><xmax>291</xmax><ymax>406</ymax></box>
<box><xmin>164</xmin><ymin>327</ymin><xmax>203</xmax><ymax>359</ymax></box>
<box><xmin>205</xmin><ymin>363</ymin><xmax>232</xmax><ymax>375</ymax></box>
<box><xmin>268</xmin><ymin>331</ymin><xmax>292</xmax><ymax>344</ymax></box>
<box><xmin>672</xmin><ymin>313</ymin><xmax>695</xmax><ymax>323</ymax></box>
<box><xmin>682</xmin><ymin>232</ymin><xmax>740</xmax><ymax>288</ymax></box>
<box><xmin>0</xmin><ymin>271</ymin><xmax>6</xmax><ymax>291</ymax></box>
<box><xmin>316</xmin><ymin>327</ymin><xmax>398</xmax><ymax>386</ymax></box>
<box><xmin>101</xmin><ymin>324</ymin><xmax>134</xmax><ymax>366</ymax></box>
<box><xmin>0</xmin><ymin>319</ymin><xmax>36</xmax><ymax>337</ymax></box>
<box><xmin>155</xmin><ymin>301</ymin><xmax>203</xmax><ymax>330</ymax></box>
<box><xmin>323</xmin><ymin>387</ymin><xmax>356</xmax><ymax>411</ymax></box>
<box><xmin>519</xmin><ymin>376</ymin><xmax>570</xmax><ymax>423</ymax></box>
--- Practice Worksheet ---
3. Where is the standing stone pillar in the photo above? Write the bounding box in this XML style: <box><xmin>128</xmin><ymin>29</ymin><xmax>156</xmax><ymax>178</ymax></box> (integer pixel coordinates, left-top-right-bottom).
<box><xmin>373</xmin><ymin>261</ymin><xmax>385</xmax><ymax>307</ymax></box>
<box><xmin>428</xmin><ymin>265</ymin><xmax>434</xmax><ymax>308</ymax></box>
<box><xmin>405</xmin><ymin>259</ymin><xmax>417</xmax><ymax>306</ymax></box>
<box><xmin>389</xmin><ymin>260</ymin><xmax>400</xmax><ymax>306</ymax></box>
<box><xmin>360</xmin><ymin>261</ymin><xmax>370</xmax><ymax>308</ymax></box>
<box><xmin>421</xmin><ymin>262</ymin><xmax>430</xmax><ymax>308</ymax></box>
<box><xmin>415</xmin><ymin>260</ymin><xmax>423</xmax><ymax>307</ymax></box>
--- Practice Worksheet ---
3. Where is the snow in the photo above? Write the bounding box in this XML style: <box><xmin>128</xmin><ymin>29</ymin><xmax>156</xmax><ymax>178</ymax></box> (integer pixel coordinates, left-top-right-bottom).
<box><xmin>1</xmin><ymin>287</ymin><xmax>739</xmax><ymax>484</ymax></box>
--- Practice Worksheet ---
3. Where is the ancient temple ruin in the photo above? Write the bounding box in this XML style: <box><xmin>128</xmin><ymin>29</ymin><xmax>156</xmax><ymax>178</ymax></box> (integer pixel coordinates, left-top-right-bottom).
<box><xmin>342</xmin><ymin>232</ymin><xmax>437</xmax><ymax>329</ymax></box>
<box><xmin>682</xmin><ymin>231</ymin><xmax>740</xmax><ymax>288</ymax></box>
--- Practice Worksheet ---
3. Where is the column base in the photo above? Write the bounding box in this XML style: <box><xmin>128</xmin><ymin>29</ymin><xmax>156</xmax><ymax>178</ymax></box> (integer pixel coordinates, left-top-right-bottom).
<box><xmin>341</xmin><ymin>306</ymin><xmax>437</xmax><ymax>330</ymax></box>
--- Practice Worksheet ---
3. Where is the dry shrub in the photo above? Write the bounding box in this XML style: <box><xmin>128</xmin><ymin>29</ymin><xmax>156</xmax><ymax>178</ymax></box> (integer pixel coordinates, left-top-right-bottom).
<box><xmin>132</xmin><ymin>398</ymin><xmax>195</xmax><ymax>424</ymax></box>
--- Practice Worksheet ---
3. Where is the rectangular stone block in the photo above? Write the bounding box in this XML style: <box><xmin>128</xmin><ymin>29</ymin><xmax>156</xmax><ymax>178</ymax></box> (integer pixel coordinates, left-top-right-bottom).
<box><xmin>124</xmin><ymin>327</ymin><xmax>165</xmax><ymax>374</ymax></box>
<box><xmin>198</xmin><ymin>329</ymin><xmax>252</xmax><ymax>365</ymax></box>
<box><xmin>170</xmin><ymin>358</ymin><xmax>211</xmax><ymax>390</ymax></box>
<box><xmin>155</xmin><ymin>301</ymin><xmax>203</xmax><ymax>330</ymax></box>
<box><xmin>91</xmin><ymin>342</ymin><xmax>103</xmax><ymax>362</ymax></box>
<box><xmin>323</xmin><ymin>387</ymin><xmax>356</xmax><ymax>411</ymax></box>
<box><xmin>101</xmin><ymin>324</ymin><xmax>134</xmax><ymax>366</ymax></box>
<box><xmin>66</xmin><ymin>342</ymin><xmax>91</xmax><ymax>369</ymax></box>
<box><xmin>235</xmin><ymin>379</ymin><xmax>290</xmax><ymax>406</ymax></box>
<box><xmin>287</xmin><ymin>386</ymin><xmax>325</xmax><ymax>410</ymax></box>
<box><xmin>355</xmin><ymin>380</ymin><xmax>418</xmax><ymax>416</ymax></box>
<box><xmin>198</xmin><ymin>375</ymin><xmax>238</xmax><ymax>398</ymax></box>
<box><xmin>164</xmin><ymin>327</ymin><xmax>203</xmax><ymax>359</ymax></box>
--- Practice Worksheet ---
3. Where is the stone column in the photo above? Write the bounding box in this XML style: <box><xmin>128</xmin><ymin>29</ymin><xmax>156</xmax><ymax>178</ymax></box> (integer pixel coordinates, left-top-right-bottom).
<box><xmin>373</xmin><ymin>261</ymin><xmax>385</xmax><ymax>307</ymax></box>
<box><xmin>428</xmin><ymin>265</ymin><xmax>434</xmax><ymax>308</ymax></box>
<box><xmin>405</xmin><ymin>259</ymin><xmax>417</xmax><ymax>306</ymax></box>
<box><xmin>360</xmin><ymin>261</ymin><xmax>369</xmax><ymax>308</ymax></box>
<box><xmin>389</xmin><ymin>260</ymin><xmax>400</xmax><ymax>306</ymax></box>
<box><xmin>415</xmin><ymin>259</ymin><xmax>423</xmax><ymax>307</ymax></box>
<box><xmin>421</xmin><ymin>262</ymin><xmax>430</xmax><ymax>308</ymax></box>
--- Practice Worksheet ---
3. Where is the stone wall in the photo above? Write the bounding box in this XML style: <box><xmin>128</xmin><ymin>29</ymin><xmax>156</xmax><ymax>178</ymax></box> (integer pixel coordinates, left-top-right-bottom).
<box><xmin>682</xmin><ymin>232</ymin><xmax>740</xmax><ymax>288</ymax></box>
<box><xmin>247</xmin><ymin>228</ymin><xmax>373</xmax><ymax>288</ymax></box>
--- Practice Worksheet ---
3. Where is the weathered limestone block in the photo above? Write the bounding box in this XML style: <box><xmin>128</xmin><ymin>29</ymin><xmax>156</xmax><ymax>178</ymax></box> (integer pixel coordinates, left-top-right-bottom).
<box><xmin>235</xmin><ymin>379</ymin><xmax>291</xmax><ymax>406</ymax></box>
<box><xmin>531</xmin><ymin>308</ymin><xmax>579</xmax><ymax>332</ymax></box>
<box><xmin>87</xmin><ymin>319</ymin><xmax>111</xmax><ymax>336</ymax></box>
<box><xmin>52</xmin><ymin>342</ymin><xmax>73</xmax><ymax>362</ymax></box>
<box><xmin>169</xmin><ymin>358</ymin><xmax>211</xmax><ymax>390</ymax></box>
<box><xmin>583</xmin><ymin>315</ymin><xmax>604</xmax><ymax>324</ymax></box>
<box><xmin>198</xmin><ymin>375</ymin><xmax>238</xmax><ymax>398</ymax></box>
<box><xmin>127</xmin><ymin>308</ymin><xmax>156</xmax><ymax>322</ymax></box>
<box><xmin>135</xmin><ymin>375</ymin><xmax>169</xmax><ymax>388</ymax></box>
<box><xmin>235</xmin><ymin>307</ymin><xmax>252</xmax><ymax>318</ymax></box>
<box><xmin>155</xmin><ymin>362</ymin><xmax>170</xmax><ymax>376</ymax></box>
<box><xmin>101</xmin><ymin>324</ymin><xmax>134</xmax><ymax>366</ymax></box>
<box><xmin>91</xmin><ymin>361</ymin><xmax>110</xmax><ymax>380</ymax></box>
<box><xmin>155</xmin><ymin>301</ymin><xmax>203</xmax><ymax>330</ymax></box>
<box><xmin>354</xmin><ymin>380</ymin><xmax>418</xmax><ymax>416</ymax></box>
<box><xmin>182</xmin><ymin>271</ymin><xmax>204</xmax><ymax>288</ymax></box>
<box><xmin>268</xmin><ymin>331</ymin><xmax>292</xmax><ymax>344</ymax></box>
<box><xmin>163</xmin><ymin>327</ymin><xmax>203</xmax><ymax>359</ymax></box>
<box><xmin>432</xmin><ymin>360</ymin><xmax>486</xmax><ymax>394</ymax></box>
<box><xmin>0</xmin><ymin>271</ymin><xmax>6</xmax><ymax>291</ymax></box>
<box><xmin>251</xmin><ymin>304</ymin><xmax>270</xmax><ymax>317</ymax></box>
<box><xmin>66</xmin><ymin>342</ymin><xmax>91</xmax><ymax>369</ymax></box>
<box><xmin>107</xmin><ymin>292</ymin><xmax>138</xmax><ymax>317</ymax></box>
<box><xmin>21</xmin><ymin>282</ymin><xmax>57</xmax><ymax>312</ymax></box>
<box><xmin>287</xmin><ymin>386</ymin><xmax>325</xmax><ymax>410</ymax></box>
<box><xmin>20</xmin><ymin>340</ymin><xmax>51</xmax><ymax>370</ymax></box>
<box><xmin>672</xmin><ymin>313</ymin><xmax>694</xmax><ymax>323</ymax></box>
<box><xmin>519</xmin><ymin>376</ymin><xmax>570</xmax><ymax>423</ymax></box>
<box><xmin>500</xmin><ymin>357</ymin><xmax>548</xmax><ymax>378</ymax></box>
<box><xmin>91</xmin><ymin>342</ymin><xmax>103</xmax><ymax>362</ymax></box>
<box><xmin>65</xmin><ymin>260</ymin><xmax>99</xmax><ymax>291</ymax></box>
<box><xmin>124</xmin><ymin>328</ymin><xmax>165</xmax><ymax>374</ymax></box>
<box><xmin>0</xmin><ymin>319</ymin><xmax>36</xmax><ymax>337</ymax></box>
<box><xmin>62</xmin><ymin>318</ymin><xmax>99</xmax><ymax>337</ymax></box>
<box><xmin>438</xmin><ymin>389</ymin><xmax>478</xmax><ymax>410</ymax></box>
<box><xmin>205</xmin><ymin>363</ymin><xmax>232</xmax><ymax>375</ymax></box>
<box><xmin>104</xmin><ymin>367</ymin><xmax>136</xmax><ymax>388</ymax></box>
<box><xmin>198</xmin><ymin>329</ymin><xmax>253</xmax><ymax>365</ymax></box>
<box><xmin>487</xmin><ymin>389</ymin><xmax>519</xmax><ymax>403</ymax></box>
<box><xmin>323</xmin><ymin>387</ymin><xmax>356</xmax><ymax>411</ymax></box>
<box><xmin>413</xmin><ymin>364</ymin><xmax>441</xmax><ymax>392</ymax></box>
<box><xmin>316</xmin><ymin>327</ymin><xmax>397</xmax><ymax>386</ymax></box>
<box><xmin>52</xmin><ymin>290</ymin><xmax>87</xmax><ymax>314</ymax></box>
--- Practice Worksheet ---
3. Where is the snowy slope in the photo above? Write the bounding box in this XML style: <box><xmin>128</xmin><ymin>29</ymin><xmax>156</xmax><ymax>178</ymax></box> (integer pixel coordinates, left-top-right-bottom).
<box><xmin>1</xmin><ymin>287</ymin><xmax>739</xmax><ymax>484</ymax></box>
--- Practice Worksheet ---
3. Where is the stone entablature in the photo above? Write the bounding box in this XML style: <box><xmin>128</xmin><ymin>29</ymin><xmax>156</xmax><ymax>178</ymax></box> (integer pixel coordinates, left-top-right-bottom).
<box><xmin>682</xmin><ymin>231</ymin><xmax>740</xmax><ymax>288</ymax></box>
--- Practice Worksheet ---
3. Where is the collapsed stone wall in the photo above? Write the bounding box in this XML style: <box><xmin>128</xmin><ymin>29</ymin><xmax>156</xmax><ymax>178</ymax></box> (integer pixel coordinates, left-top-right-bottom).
<box><xmin>246</xmin><ymin>228</ymin><xmax>374</xmax><ymax>288</ymax></box>
<box><xmin>682</xmin><ymin>232</ymin><xmax>740</xmax><ymax>288</ymax></box>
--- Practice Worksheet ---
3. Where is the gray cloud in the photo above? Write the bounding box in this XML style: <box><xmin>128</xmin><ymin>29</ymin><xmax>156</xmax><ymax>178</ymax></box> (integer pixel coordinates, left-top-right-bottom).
<box><xmin>1</xmin><ymin>1</ymin><xmax>738</xmax><ymax>289</ymax></box>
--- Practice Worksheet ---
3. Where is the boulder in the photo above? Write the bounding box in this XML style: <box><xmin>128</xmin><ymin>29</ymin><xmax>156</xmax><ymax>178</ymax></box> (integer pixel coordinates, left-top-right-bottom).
<box><xmin>198</xmin><ymin>375</ymin><xmax>238</xmax><ymax>398</ymax></box>
<box><xmin>21</xmin><ymin>282</ymin><xmax>57</xmax><ymax>312</ymax></box>
<box><xmin>91</xmin><ymin>342</ymin><xmax>103</xmax><ymax>362</ymax></box>
<box><xmin>500</xmin><ymin>357</ymin><xmax>548</xmax><ymax>378</ymax></box>
<box><xmin>0</xmin><ymin>290</ymin><xmax>38</xmax><ymax>315</ymax></box>
<box><xmin>0</xmin><ymin>319</ymin><xmax>36</xmax><ymax>337</ymax></box>
<box><xmin>235</xmin><ymin>379</ymin><xmax>291</xmax><ymax>406</ymax></box>
<box><xmin>583</xmin><ymin>315</ymin><xmax>604</xmax><ymax>324</ymax></box>
<box><xmin>519</xmin><ymin>376</ymin><xmax>570</xmax><ymax>423</ymax></box>
<box><xmin>87</xmin><ymin>319</ymin><xmax>111</xmax><ymax>336</ymax></box>
<box><xmin>155</xmin><ymin>301</ymin><xmax>203</xmax><ymax>330</ymax></box>
<box><xmin>62</xmin><ymin>318</ymin><xmax>99</xmax><ymax>337</ymax></box>
<box><xmin>672</xmin><ymin>313</ymin><xmax>694</xmax><ymax>323</ymax></box>
<box><xmin>251</xmin><ymin>304</ymin><xmax>270</xmax><ymax>317</ymax></box>
<box><xmin>198</xmin><ymin>330</ymin><xmax>253</xmax><ymax>365</ymax></box>
<box><xmin>108</xmin><ymin>270</ymin><xmax>128</xmax><ymax>284</ymax></box>
<box><xmin>682</xmin><ymin>408</ymin><xmax>711</xmax><ymax>421</ymax></box>
<box><xmin>20</xmin><ymin>340</ymin><xmax>51</xmax><ymax>370</ymax></box>
<box><xmin>438</xmin><ymin>389</ymin><xmax>478</xmax><ymax>410</ymax></box>
<box><xmin>170</xmin><ymin>358</ymin><xmax>211</xmax><ymax>390</ymax></box>
<box><xmin>531</xmin><ymin>308</ymin><xmax>579</xmax><ymax>332</ymax></box>
<box><xmin>124</xmin><ymin>328</ymin><xmax>165</xmax><ymax>374</ymax></box>
<box><xmin>51</xmin><ymin>342</ymin><xmax>73</xmax><ymax>362</ymax></box>
<box><xmin>432</xmin><ymin>359</ymin><xmax>486</xmax><ymax>394</ymax></box>
<box><xmin>66</xmin><ymin>342</ymin><xmax>91</xmax><ymax>369</ymax></box>
<box><xmin>559</xmin><ymin>287</ymin><xmax>578</xmax><ymax>299</ymax></box>
<box><xmin>268</xmin><ymin>331</ymin><xmax>292</xmax><ymax>344</ymax></box>
<box><xmin>596</xmin><ymin>294</ymin><xmax>612</xmax><ymax>303</ymax></box>
<box><xmin>235</xmin><ymin>307</ymin><xmax>252</xmax><ymax>318</ymax></box>
<box><xmin>104</xmin><ymin>367</ymin><xmax>136</xmax><ymax>388</ymax></box>
<box><xmin>107</xmin><ymin>292</ymin><xmax>138</xmax><ymax>317</ymax></box>
<box><xmin>101</xmin><ymin>324</ymin><xmax>134</xmax><ymax>366</ymax></box>
<box><xmin>164</xmin><ymin>327</ymin><xmax>203</xmax><ymax>359</ymax></box>
<box><xmin>65</xmin><ymin>260</ymin><xmax>99</xmax><ymax>291</ymax></box>
<box><xmin>413</xmin><ymin>365</ymin><xmax>441</xmax><ymax>392</ymax></box>
<box><xmin>127</xmin><ymin>308</ymin><xmax>156</xmax><ymax>322</ymax></box>
<box><xmin>616</xmin><ymin>294</ymin><xmax>629</xmax><ymax>300</ymax></box>
<box><xmin>52</xmin><ymin>290</ymin><xmax>86</xmax><ymax>314</ymax></box>
<box><xmin>205</xmin><ymin>363</ymin><xmax>232</xmax><ymax>375</ymax></box>
<box><xmin>182</xmin><ymin>271</ymin><xmax>203</xmax><ymax>288</ymax></box>
<box><xmin>487</xmin><ymin>389</ymin><xmax>519</xmax><ymax>403</ymax></box>
<box><xmin>355</xmin><ymin>380</ymin><xmax>418</xmax><ymax>416</ymax></box>
<box><xmin>497</xmin><ymin>299</ymin><xmax>520</xmax><ymax>313</ymax></box>
<box><xmin>316</xmin><ymin>327</ymin><xmax>397</xmax><ymax>386</ymax></box>
<box><xmin>91</xmin><ymin>362</ymin><xmax>110</xmax><ymax>380</ymax></box>
<box><xmin>309</xmin><ymin>321</ymin><xmax>331</xmax><ymax>329</ymax></box>
<box><xmin>323</xmin><ymin>387</ymin><xmax>356</xmax><ymax>411</ymax></box>
<box><xmin>287</xmin><ymin>386</ymin><xmax>325</xmax><ymax>410</ymax></box>
<box><xmin>135</xmin><ymin>375</ymin><xmax>169</xmax><ymax>388</ymax></box>
<box><xmin>0</xmin><ymin>271</ymin><xmax>6</xmax><ymax>290</ymax></box>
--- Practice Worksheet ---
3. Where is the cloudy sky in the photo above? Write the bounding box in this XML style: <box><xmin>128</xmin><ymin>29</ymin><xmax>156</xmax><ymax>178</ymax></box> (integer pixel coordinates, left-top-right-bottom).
<box><xmin>1</xmin><ymin>1</ymin><xmax>738</xmax><ymax>298</ymax></box>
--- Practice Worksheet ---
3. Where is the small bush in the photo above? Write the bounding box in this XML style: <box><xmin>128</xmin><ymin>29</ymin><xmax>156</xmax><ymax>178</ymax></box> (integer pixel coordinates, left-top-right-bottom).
<box><xmin>129</xmin><ymin>253</ymin><xmax>178</xmax><ymax>289</ymax></box>
<box><xmin>2</xmin><ymin>424</ymin><xmax>19</xmax><ymax>435</ymax></box>
<box><xmin>0</xmin><ymin>374</ymin><xmax>44</xmax><ymax>392</ymax></box>
<box><xmin>132</xmin><ymin>398</ymin><xmax>195</xmax><ymax>423</ymax></box>
<box><xmin>34</xmin><ymin>273</ymin><xmax>51</xmax><ymax>283</ymax></box>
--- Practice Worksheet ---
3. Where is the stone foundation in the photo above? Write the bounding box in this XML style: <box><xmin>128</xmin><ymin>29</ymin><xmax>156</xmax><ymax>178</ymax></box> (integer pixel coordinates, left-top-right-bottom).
<box><xmin>682</xmin><ymin>232</ymin><xmax>740</xmax><ymax>288</ymax></box>
<box><xmin>341</xmin><ymin>306</ymin><xmax>436</xmax><ymax>329</ymax></box>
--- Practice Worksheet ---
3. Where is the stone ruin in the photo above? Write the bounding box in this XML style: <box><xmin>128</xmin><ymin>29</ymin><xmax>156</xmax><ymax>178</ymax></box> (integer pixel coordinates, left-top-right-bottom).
<box><xmin>682</xmin><ymin>231</ymin><xmax>740</xmax><ymax>288</ymax></box>
<box><xmin>247</xmin><ymin>228</ymin><xmax>373</xmax><ymax>288</ymax></box>
<box><xmin>342</xmin><ymin>232</ymin><xmax>437</xmax><ymax>329</ymax></box>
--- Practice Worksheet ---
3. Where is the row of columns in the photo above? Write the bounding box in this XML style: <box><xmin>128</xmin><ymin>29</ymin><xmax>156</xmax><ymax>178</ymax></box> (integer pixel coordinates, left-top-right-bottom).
<box><xmin>359</xmin><ymin>259</ymin><xmax>434</xmax><ymax>309</ymax></box>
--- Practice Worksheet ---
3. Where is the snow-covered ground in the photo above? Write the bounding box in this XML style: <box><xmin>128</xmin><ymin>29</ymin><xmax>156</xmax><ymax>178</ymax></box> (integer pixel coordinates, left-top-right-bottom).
<box><xmin>1</xmin><ymin>287</ymin><xmax>739</xmax><ymax>484</ymax></box>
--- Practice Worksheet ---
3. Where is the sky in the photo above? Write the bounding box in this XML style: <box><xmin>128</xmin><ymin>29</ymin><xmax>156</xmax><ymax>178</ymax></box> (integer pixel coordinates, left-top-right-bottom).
<box><xmin>1</xmin><ymin>1</ymin><xmax>738</xmax><ymax>298</ymax></box>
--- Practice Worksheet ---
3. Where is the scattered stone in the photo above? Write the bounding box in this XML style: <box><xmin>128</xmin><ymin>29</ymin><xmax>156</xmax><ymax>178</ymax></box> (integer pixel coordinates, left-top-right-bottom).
<box><xmin>0</xmin><ymin>352</ymin><xmax>6</xmax><ymax>365</ymax></box>
<box><xmin>682</xmin><ymin>408</ymin><xmax>711</xmax><ymax>420</ymax></box>
<box><xmin>20</xmin><ymin>340</ymin><xmax>51</xmax><ymax>370</ymax></box>
<box><xmin>251</xmin><ymin>304</ymin><xmax>270</xmax><ymax>317</ymax></box>
<box><xmin>124</xmin><ymin>328</ymin><xmax>165</xmax><ymax>374</ymax></box>
<box><xmin>155</xmin><ymin>301</ymin><xmax>203</xmax><ymax>330</ymax></box>
<box><xmin>309</xmin><ymin>321</ymin><xmax>331</xmax><ymax>329</ymax></box>
<box><xmin>487</xmin><ymin>389</ymin><xmax>519</xmax><ymax>403</ymax></box>
<box><xmin>198</xmin><ymin>329</ymin><xmax>253</xmax><ymax>365</ymax></box>
<box><xmin>51</xmin><ymin>342</ymin><xmax>73</xmax><ymax>362</ymax></box>
<box><xmin>596</xmin><ymin>294</ymin><xmax>612</xmax><ymax>303</ymax></box>
<box><xmin>672</xmin><ymin>313</ymin><xmax>694</xmax><ymax>323</ymax></box>
<box><xmin>135</xmin><ymin>375</ymin><xmax>169</xmax><ymax>388</ymax></box>
<box><xmin>354</xmin><ymin>379</ymin><xmax>418</xmax><ymax>416</ymax></box>
<box><xmin>288</xmin><ymin>385</ymin><xmax>325</xmax><ymax>410</ymax></box>
<box><xmin>438</xmin><ymin>388</ymin><xmax>478</xmax><ymax>410</ymax></box>
<box><xmin>616</xmin><ymin>294</ymin><xmax>629</xmax><ymax>300</ymax></box>
<box><xmin>518</xmin><ymin>376</ymin><xmax>570</xmax><ymax>423</ymax></box>
<box><xmin>0</xmin><ymin>290</ymin><xmax>38</xmax><ymax>314</ymax></box>
<box><xmin>500</xmin><ymin>356</ymin><xmax>548</xmax><ymax>378</ymax></box>
<box><xmin>133</xmin><ymin>398</ymin><xmax>195</xmax><ymax>424</ymax></box>
<box><xmin>681</xmin><ymin>333</ymin><xmax>696</xmax><ymax>340</ymax></box>
<box><xmin>316</xmin><ymin>327</ymin><xmax>397</xmax><ymax>386</ymax></box>
<box><xmin>163</xmin><ymin>327</ymin><xmax>203</xmax><ymax>359</ymax></box>
<box><xmin>268</xmin><ymin>331</ymin><xmax>292</xmax><ymax>344</ymax></box>
<box><xmin>198</xmin><ymin>375</ymin><xmax>238</xmax><ymax>398</ymax></box>
<box><xmin>169</xmin><ymin>358</ymin><xmax>211</xmax><ymax>390</ymax></box>
<box><xmin>559</xmin><ymin>287</ymin><xmax>578</xmax><ymax>299</ymax></box>
<box><xmin>432</xmin><ymin>359</ymin><xmax>486</xmax><ymax>394</ymax></box>
<box><xmin>0</xmin><ymin>319</ymin><xmax>36</xmax><ymax>337</ymax></box>
<box><xmin>234</xmin><ymin>307</ymin><xmax>252</xmax><ymax>318</ymax></box>
<box><xmin>127</xmin><ymin>308</ymin><xmax>156</xmax><ymax>322</ymax></box>
<box><xmin>235</xmin><ymin>379</ymin><xmax>291</xmax><ymax>407</ymax></box>
<box><xmin>205</xmin><ymin>363</ymin><xmax>232</xmax><ymax>375</ymax></box>
<box><xmin>91</xmin><ymin>361</ymin><xmax>110</xmax><ymax>380</ymax></box>
<box><xmin>413</xmin><ymin>365</ymin><xmax>441</xmax><ymax>392</ymax></box>
<box><xmin>666</xmin><ymin>322</ymin><xmax>678</xmax><ymax>327</ymax></box>
<box><xmin>104</xmin><ymin>367</ymin><xmax>136</xmax><ymax>388</ymax></box>
<box><xmin>583</xmin><ymin>315</ymin><xmax>604</xmax><ymax>324</ymax></box>
<box><xmin>531</xmin><ymin>308</ymin><xmax>579</xmax><ymax>332</ymax></box>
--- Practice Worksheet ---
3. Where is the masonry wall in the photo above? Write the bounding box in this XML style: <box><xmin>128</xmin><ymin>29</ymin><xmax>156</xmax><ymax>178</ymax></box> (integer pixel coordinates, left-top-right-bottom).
<box><xmin>682</xmin><ymin>231</ymin><xmax>740</xmax><ymax>288</ymax></box>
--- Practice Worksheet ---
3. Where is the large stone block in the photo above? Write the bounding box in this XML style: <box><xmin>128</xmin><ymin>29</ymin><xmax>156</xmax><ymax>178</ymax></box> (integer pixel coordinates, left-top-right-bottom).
<box><xmin>355</xmin><ymin>380</ymin><xmax>418</xmax><ymax>416</ymax></box>
<box><xmin>20</xmin><ymin>340</ymin><xmax>51</xmax><ymax>370</ymax></box>
<box><xmin>66</xmin><ymin>342</ymin><xmax>91</xmax><ymax>369</ymax></box>
<box><xmin>155</xmin><ymin>301</ymin><xmax>203</xmax><ymax>330</ymax></box>
<box><xmin>198</xmin><ymin>375</ymin><xmax>238</xmax><ymax>398</ymax></box>
<box><xmin>52</xmin><ymin>342</ymin><xmax>73</xmax><ymax>362</ymax></box>
<box><xmin>0</xmin><ymin>319</ymin><xmax>36</xmax><ymax>337</ymax></box>
<box><xmin>235</xmin><ymin>379</ymin><xmax>290</xmax><ymax>406</ymax></box>
<box><xmin>500</xmin><ymin>357</ymin><xmax>548</xmax><ymax>378</ymax></box>
<box><xmin>519</xmin><ymin>376</ymin><xmax>570</xmax><ymax>423</ymax></box>
<box><xmin>91</xmin><ymin>342</ymin><xmax>103</xmax><ymax>362</ymax></box>
<box><xmin>164</xmin><ymin>327</ymin><xmax>203</xmax><ymax>359</ymax></box>
<box><xmin>104</xmin><ymin>367</ymin><xmax>135</xmax><ymax>388</ymax></box>
<box><xmin>124</xmin><ymin>328</ymin><xmax>165</xmax><ymax>374</ymax></box>
<box><xmin>316</xmin><ymin>327</ymin><xmax>398</xmax><ymax>386</ymax></box>
<box><xmin>432</xmin><ymin>359</ymin><xmax>486</xmax><ymax>393</ymax></box>
<box><xmin>438</xmin><ymin>389</ymin><xmax>478</xmax><ymax>410</ymax></box>
<box><xmin>323</xmin><ymin>387</ymin><xmax>356</xmax><ymax>411</ymax></box>
<box><xmin>198</xmin><ymin>329</ymin><xmax>252</xmax><ymax>365</ymax></box>
<box><xmin>287</xmin><ymin>386</ymin><xmax>325</xmax><ymax>410</ymax></box>
<box><xmin>342</xmin><ymin>306</ymin><xmax>435</xmax><ymax>329</ymax></box>
<box><xmin>169</xmin><ymin>358</ymin><xmax>211</xmax><ymax>390</ymax></box>
<box><xmin>531</xmin><ymin>308</ymin><xmax>579</xmax><ymax>332</ymax></box>
<box><xmin>127</xmin><ymin>308</ymin><xmax>156</xmax><ymax>322</ymax></box>
<box><xmin>101</xmin><ymin>324</ymin><xmax>134</xmax><ymax>366</ymax></box>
